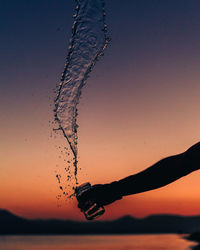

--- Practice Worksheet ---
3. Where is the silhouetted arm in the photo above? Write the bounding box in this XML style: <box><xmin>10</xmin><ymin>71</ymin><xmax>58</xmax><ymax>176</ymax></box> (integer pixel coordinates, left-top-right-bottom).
<box><xmin>78</xmin><ymin>142</ymin><xmax>200</xmax><ymax>209</ymax></box>
<box><xmin>116</xmin><ymin>142</ymin><xmax>200</xmax><ymax>196</ymax></box>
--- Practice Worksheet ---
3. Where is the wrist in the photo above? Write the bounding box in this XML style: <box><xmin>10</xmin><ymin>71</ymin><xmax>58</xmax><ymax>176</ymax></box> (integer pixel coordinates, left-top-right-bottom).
<box><xmin>107</xmin><ymin>181</ymin><xmax>123</xmax><ymax>200</ymax></box>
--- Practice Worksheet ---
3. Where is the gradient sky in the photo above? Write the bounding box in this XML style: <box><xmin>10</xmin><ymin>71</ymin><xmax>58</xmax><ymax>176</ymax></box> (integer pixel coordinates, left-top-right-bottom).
<box><xmin>1</xmin><ymin>0</ymin><xmax>200</xmax><ymax>220</ymax></box>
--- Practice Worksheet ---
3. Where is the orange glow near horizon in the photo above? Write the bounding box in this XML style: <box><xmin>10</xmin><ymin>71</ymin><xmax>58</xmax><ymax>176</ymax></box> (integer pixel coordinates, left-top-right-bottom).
<box><xmin>1</xmin><ymin>122</ymin><xmax>200</xmax><ymax>221</ymax></box>
<box><xmin>1</xmin><ymin>76</ymin><xmax>200</xmax><ymax>220</ymax></box>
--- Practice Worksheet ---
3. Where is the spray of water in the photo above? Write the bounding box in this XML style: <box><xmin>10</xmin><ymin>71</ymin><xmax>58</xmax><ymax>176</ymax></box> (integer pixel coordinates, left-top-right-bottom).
<box><xmin>54</xmin><ymin>0</ymin><xmax>109</xmax><ymax>187</ymax></box>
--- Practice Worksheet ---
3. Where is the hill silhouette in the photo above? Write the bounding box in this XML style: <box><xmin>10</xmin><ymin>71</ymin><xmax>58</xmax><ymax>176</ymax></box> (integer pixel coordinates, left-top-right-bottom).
<box><xmin>1</xmin><ymin>209</ymin><xmax>200</xmax><ymax>235</ymax></box>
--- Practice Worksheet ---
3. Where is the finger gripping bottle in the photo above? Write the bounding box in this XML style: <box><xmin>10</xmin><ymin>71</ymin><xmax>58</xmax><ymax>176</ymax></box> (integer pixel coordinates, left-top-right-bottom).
<box><xmin>75</xmin><ymin>182</ymin><xmax>105</xmax><ymax>220</ymax></box>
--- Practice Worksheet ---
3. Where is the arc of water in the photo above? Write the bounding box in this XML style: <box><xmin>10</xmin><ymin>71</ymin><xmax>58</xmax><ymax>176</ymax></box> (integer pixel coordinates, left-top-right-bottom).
<box><xmin>54</xmin><ymin>0</ymin><xmax>109</xmax><ymax>184</ymax></box>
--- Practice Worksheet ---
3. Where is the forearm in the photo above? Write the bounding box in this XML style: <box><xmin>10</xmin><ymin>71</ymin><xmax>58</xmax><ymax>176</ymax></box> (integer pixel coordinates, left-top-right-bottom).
<box><xmin>78</xmin><ymin>142</ymin><xmax>200</xmax><ymax>209</ymax></box>
<box><xmin>111</xmin><ymin>142</ymin><xmax>200</xmax><ymax>197</ymax></box>
<box><xmin>116</xmin><ymin>153</ymin><xmax>188</xmax><ymax>196</ymax></box>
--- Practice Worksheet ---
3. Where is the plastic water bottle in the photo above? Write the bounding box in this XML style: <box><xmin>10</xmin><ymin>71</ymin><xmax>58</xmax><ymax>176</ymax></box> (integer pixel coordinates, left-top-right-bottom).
<box><xmin>75</xmin><ymin>182</ymin><xmax>105</xmax><ymax>220</ymax></box>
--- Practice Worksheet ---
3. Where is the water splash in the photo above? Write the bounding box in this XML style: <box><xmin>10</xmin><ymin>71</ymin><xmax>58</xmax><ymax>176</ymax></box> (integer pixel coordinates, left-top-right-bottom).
<box><xmin>54</xmin><ymin>0</ymin><xmax>109</xmax><ymax>186</ymax></box>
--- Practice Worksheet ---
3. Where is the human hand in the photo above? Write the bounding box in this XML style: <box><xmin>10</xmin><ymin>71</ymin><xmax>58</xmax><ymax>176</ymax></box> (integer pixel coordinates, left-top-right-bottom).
<box><xmin>77</xmin><ymin>183</ymin><xmax>122</xmax><ymax>212</ymax></box>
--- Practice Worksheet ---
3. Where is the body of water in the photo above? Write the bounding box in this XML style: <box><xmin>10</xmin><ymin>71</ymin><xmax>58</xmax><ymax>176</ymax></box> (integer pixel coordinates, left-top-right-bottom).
<box><xmin>0</xmin><ymin>234</ymin><xmax>197</xmax><ymax>250</ymax></box>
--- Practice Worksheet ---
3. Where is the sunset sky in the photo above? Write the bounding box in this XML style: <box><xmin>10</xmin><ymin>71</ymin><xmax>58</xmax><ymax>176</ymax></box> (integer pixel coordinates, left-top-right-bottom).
<box><xmin>1</xmin><ymin>0</ymin><xmax>200</xmax><ymax>221</ymax></box>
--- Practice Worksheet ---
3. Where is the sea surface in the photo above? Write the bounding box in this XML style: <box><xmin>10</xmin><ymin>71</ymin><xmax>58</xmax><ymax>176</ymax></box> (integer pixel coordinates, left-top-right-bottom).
<box><xmin>0</xmin><ymin>234</ymin><xmax>197</xmax><ymax>250</ymax></box>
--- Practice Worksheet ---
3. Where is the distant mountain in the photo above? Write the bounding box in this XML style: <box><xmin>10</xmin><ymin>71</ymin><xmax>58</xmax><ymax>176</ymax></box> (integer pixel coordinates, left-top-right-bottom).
<box><xmin>1</xmin><ymin>209</ymin><xmax>200</xmax><ymax>235</ymax></box>
<box><xmin>185</xmin><ymin>232</ymin><xmax>200</xmax><ymax>243</ymax></box>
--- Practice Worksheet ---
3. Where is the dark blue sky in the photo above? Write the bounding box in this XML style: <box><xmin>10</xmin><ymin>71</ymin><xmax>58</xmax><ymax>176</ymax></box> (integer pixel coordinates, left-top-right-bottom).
<box><xmin>1</xmin><ymin>0</ymin><xmax>200</xmax><ymax>96</ymax></box>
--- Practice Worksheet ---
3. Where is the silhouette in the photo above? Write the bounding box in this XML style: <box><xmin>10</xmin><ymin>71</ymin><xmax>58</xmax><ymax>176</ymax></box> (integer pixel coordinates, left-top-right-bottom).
<box><xmin>1</xmin><ymin>209</ymin><xmax>200</xmax><ymax>234</ymax></box>
<box><xmin>77</xmin><ymin>142</ymin><xmax>200</xmax><ymax>213</ymax></box>
<box><xmin>185</xmin><ymin>233</ymin><xmax>200</xmax><ymax>249</ymax></box>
